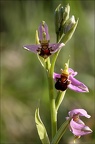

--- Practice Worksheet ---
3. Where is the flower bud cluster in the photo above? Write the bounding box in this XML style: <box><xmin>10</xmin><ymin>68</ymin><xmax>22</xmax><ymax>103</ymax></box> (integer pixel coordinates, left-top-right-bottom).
<box><xmin>55</xmin><ymin>4</ymin><xmax>78</xmax><ymax>43</ymax></box>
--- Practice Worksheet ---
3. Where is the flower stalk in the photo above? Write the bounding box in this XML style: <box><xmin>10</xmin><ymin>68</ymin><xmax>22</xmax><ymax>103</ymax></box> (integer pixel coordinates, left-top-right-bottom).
<box><xmin>48</xmin><ymin>66</ymin><xmax>57</xmax><ymax>138</ymax></box>
<box><xmin>47</xmin><ymin>3</ymin><xmax>79</xmax><ymax>139</ymax></box>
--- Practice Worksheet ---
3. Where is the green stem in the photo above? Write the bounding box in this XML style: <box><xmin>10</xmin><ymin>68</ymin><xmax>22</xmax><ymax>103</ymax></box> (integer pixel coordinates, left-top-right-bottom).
<box><xmin>51</xmin><ymin>34</ymin><xmax>66</xmax><ymax>75</ymax></box>
<box><xmin>47</xmin><ymin>22</ymin><xmax>69</xmax><ymax>139</ymax></box>
<box><xmin>47</xmin><ymin>33</ymin><xmax>61</xmax><ymax>139</ymax></box>
<box><xmin>48</xmin><ymin>67</ymin><xmax>57</xmax><ymax>139</ymax></box>
<box><xmin>51</xmin><ymin>50</ymin><xmax>60</xmax><ymax>75</ymax></box>
<box><xmin>56</xmin><ymin>33</ymin><xmax>60</xmax><ymax>42</ymax></box>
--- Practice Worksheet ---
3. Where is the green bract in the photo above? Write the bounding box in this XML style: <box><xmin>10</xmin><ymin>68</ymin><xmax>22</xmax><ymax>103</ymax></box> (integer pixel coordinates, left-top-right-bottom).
<box><xmin>35</xmin><ymin>108</ymin><xmax>50</xmax><ymax>144</ymax></box>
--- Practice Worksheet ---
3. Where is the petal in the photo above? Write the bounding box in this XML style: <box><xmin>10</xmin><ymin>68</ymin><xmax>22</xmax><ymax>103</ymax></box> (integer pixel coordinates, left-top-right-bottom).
<box><xmin>82</xmin><ymin>126</ymin><xmax>93</xmax><ymax>133</ymax></box>
<box><xmin>23</xmin><ymin>45</ymin><xmax>40</xmax><ymax>54</ymax></box>
<box><xmin>70</xmin><ymin>119</ymin><xmax>92</xmax><ymax>136</ymax></box>
<box><xmin>68</xmin><ymin>68</ymin><xmax>78</xmax><ymax>76</ymax></box>
<box><xmin>68</xmin><ymin>109</ymin><xmax>91</xmax><ymax>118</ymax></box>
<box><xmin>68</xmin><ymin>76</ymin><xmax>89</xmax><ymax>92</ymax></box>
<box><xmin>53</xmin><ymin>72</ymin><xmax>61</xmax><ymax>81</ymax></box>
<box><xmin>38</xmin><ymin>22</ymin><xmax>50</xmax><ymax>41</ymax></box>
<box><xmin>50</xmin><ymin>43</ymin><xmax>65</xmax><ymax>53</ymax></box>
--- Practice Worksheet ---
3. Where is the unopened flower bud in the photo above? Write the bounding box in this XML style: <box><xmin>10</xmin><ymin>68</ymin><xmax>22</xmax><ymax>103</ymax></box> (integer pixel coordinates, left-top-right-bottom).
<box><xmin>59</xmin><ymin>18</ymin><xmax>79</xmax><ymax>44</ymax></box>
<box><xmin>63</xmin><ymin>15</ymin><xmax>76</xmax><ymax>34</ymax></box>
<box><xmin>62</xmin><ymin>4</ymin><xmax>70</xmax><ymax>25</ymax></box>
<box><xmin>55</xmin><ymin>4</ymin><xmax>61</xmax><ymax>34</ymax></box>
<box><xmin>55</xmin><ymin>4</ymin><xmax>70</xmax><ymax>35</ymax></box>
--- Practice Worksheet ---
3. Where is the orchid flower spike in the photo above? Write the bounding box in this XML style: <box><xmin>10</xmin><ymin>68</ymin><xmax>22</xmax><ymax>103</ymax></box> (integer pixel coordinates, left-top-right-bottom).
<box><xmin>66</xmin><ymin>109</ymin><xmax>92</xmax><ymax>139</ymax></box>
<box><xmin>24</xmin><ymin>21</ymin><xmax>65</xmax><ymax>59</ymax></box>
<box><xmin>53</xmin><ymin>63</ymin><xmax>89</xmax><ymax>92</ymax></box>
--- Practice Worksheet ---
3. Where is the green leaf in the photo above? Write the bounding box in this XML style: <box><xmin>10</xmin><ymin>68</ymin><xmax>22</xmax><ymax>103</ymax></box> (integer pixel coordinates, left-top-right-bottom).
<box><xmin>35</xmin><ymin>108</ymin><xmax>50</xmax><ymax>144</ymax></box>
<box><xmin>51</xmin><ymin>118</ymin><xmax>71</xmax><ymax>144</ymax></box>
<box><xmin>55</xmin><ymin>91</ymin><xmax>66</xmax><ymax>111</ymax></box>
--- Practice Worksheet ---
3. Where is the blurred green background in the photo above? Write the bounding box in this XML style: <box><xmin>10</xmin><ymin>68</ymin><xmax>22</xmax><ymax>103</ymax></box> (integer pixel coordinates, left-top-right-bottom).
<box><xmin>0</xmin><ymin>0</ymin><xmax>94</xmax><ymax>144</ymax></box>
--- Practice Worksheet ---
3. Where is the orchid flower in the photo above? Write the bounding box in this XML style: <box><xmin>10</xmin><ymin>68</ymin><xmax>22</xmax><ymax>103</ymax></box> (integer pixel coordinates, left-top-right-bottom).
<box><xmin>53</xmin><ymin>63</ymin><xmax>89</xmax><ymax>92</ymax></box>
<box><xmin>24</xmin><ymin>21</ymin><xmax>65</xmax><ymax>59</ymax></box>
<box><xmin>66</xmin><ymin>109</ymin><xmax>92</xmax><ymax>137</ymax></box>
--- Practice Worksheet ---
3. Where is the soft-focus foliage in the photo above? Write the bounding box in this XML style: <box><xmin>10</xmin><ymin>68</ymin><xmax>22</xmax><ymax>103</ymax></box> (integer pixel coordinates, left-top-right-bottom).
<box><xmin>1</xmin><ymin>0</ymin><xmax>94</xmax><ymax>143</ymax></box>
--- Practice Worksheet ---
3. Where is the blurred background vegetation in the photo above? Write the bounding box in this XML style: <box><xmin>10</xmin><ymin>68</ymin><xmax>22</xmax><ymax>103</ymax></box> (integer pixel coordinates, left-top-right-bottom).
<box><xmin>0</xmin><ymin>0</ymin><xmax>94</xmax><ymax>144</ymax></box>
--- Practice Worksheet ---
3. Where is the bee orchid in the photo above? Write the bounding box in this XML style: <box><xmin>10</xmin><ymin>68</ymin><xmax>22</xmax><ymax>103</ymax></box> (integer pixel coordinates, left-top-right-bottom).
<box><xmin>53</xmin><ymin>63</ymin><xmax>89</xmax><ymax>92</ymax></box>
<box><xmin>24</xmin><ymin>21</ymin><xmax>65</xmax><ymax>59</ymax></box>
<box><xmin>66</xmin><ymin>109</ymin><xmax>92</xmax><ymax>137</ymax></box>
